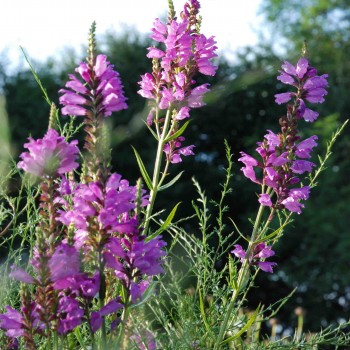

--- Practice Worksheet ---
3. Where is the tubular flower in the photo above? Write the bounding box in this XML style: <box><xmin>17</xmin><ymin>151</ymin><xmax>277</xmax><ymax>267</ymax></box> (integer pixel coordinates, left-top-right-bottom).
<box><xmin>138</xmin><ymin>11</ymin><xmax>217</xmax><ymax>111</ymax></box>
<box><xmin>239</xmin><ymin>130</ymin><xmax>316</xmax><ymax>214</ymax></box>
<box><xmin>56</xmin><ymin>296</ymin><xmax>84</xmax><ymax>334</ymax></box>
<box><xmin>231</xmin><ymin>243</ymin><xmax>277</xmax><ymax>273</ymax></box>
<box><xmin>17</xmin><ymin>129</ymin><xmax>79</xmax><ymax>178</ymax></box>
<box><xmin>57</xmin><ymin>173</ymin><xmax>148</xmax><ymax>249</ymax></box>
<box><xmin>164</xmin><ymin>136</ymin><xmax>195</xmax><ymax>164</ymax></box>
<box><xmin>0</xmin><ymin>307</ymin><xmax>24</xmax><ymax>338</ymax></box>
<box><xmin>104</xmin><ymin>234</ymin><xmax>167</xmax><ymax>302</ymax></box>
<box><xmin>138</xmin><ymin>0</ymin><xmax>217</xmax><ymax>162</ymax></box>
<box><xmin>59</xmin><ymin>54</ymin><xmax>127</xmax><ymax>117</ymax></box>
<box><xmin>239</xmin><ymin>56</ymin><xmax>328</xmax><ymax>214</ymax></box>
<box><xmin>275</xmin><ymin>57</ymin><xmax>328</xmax><ymax>122</ymax></box>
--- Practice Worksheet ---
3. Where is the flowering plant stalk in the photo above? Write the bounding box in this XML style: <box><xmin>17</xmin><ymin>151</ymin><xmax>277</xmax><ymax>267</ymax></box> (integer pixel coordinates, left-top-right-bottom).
<box><xmin>136</xmin><ymin>0</ymin><xmax>217</xmax><ymax>234</ymax></box>
<box><xmin>213</xmin><ymin>52</ymin><xmax>339</xmax><ymax>348</ymax></box>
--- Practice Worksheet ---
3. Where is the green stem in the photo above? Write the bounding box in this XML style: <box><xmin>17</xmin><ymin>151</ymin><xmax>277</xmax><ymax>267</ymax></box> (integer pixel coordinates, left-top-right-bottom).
<box><xmin>98</xmin><ymin>251</ymin><xmax>107</xmax><ymax>349</ymax></box>
<box><xmin>214</xmin><ymin>203</ymin><xmax>266</xmax><ymax>349</ymax></box>
<box><xmin>144</xmin><ymin>108</ymin><xmax>173</xmax><ymax>234</ymax></box>
<box><xmin>53</xmin><ymin>332</ymin><xmax>59</xmax><ymax>350</ymax></box>
<box><xmin>116</xmin><ymin>285</ymin><xmax>131</xmax><ymax>349</ymax></box>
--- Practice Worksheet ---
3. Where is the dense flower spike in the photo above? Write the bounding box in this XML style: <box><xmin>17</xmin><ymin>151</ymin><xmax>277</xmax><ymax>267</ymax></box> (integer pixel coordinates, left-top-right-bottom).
<box><xmin>58</xmin><ymin>173</ymin><xmax>148</xmax><ymax>249</ymax></box>
<box><xmin>104</xmin><ymin>234</ymin><xmax>167</xmax><ymax>302</ymax></box>
<box><xmin>59</xmin><ymin>54</ymin><xmax>127</xmax><ymax>117</ymax></box>
<box><xmin>239</xmin><ymin>57</ymin><xmax>328</xmax><ymax>214</ymax></box>
<box><xmin>138</xmin><ymin>0</ymin><xmax>217</xmax><ymax>161</ymax></box>
<box><xmin>239</xmin><ymin>130</ymin><xmax>316</xmax><ymax>214</ymax></box>
<box><xmin>17</xmin><ymin>129</ymin><xmax>79</xmax><ymax>177</ymax></box>
<box><xmin>231</xmin><ymin>243</ymin><xmax>277</xmax><ymax>273</ymax></box>
<box><xmin>275</xmin><ymin>57</ymin><xmax>328</xmax><ymax>122</ymax></box>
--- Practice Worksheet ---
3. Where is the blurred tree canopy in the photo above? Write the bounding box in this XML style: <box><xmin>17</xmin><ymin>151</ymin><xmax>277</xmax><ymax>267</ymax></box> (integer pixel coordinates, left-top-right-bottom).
<box><xmin>0</xmin><ymin>0</ymin><xmax>349</xmax><ymax>333</ymax></box>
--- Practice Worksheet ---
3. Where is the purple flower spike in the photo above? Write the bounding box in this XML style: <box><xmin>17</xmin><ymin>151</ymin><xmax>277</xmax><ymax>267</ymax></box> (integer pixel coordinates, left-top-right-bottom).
<box><xmin>275</xmin><ymin>57</ymin><xmax>328</xmax><ymax>122</ymax></box>
<box><xmin>17</xmin><ymin>129</ymin><xmax>79</xmax><ymax>178</ymax></box>
<box><xmin>60</xmin><ymin>54</ymin><xmax>127</xmax><ymax>117</ymax></box>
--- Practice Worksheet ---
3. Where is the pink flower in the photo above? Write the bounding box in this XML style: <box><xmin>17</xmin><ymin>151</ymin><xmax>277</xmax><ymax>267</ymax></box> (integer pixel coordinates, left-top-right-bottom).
<box><xmin>188</xmin><ymin>84</ymin><xmax>210</xmax><ymax>108</ymax></box>
<box><xmin>59</xmin><ymin>54</ymin><xmax>127</xmax><ymax>117</ymax></box>
<box><xmin>17</xmin><ymin>129</ymin><xmax>79</xmax><ymax>177</ymax></box>
<box><xmin>90</xmin><ymin>299</ymin><xmax>123</xmax><ymax>333</ymax></box>
<box><xmin>231</xmin><ymin>243</ymin><xmax>277</xmax><ymax>273</ymax></box>
<box><xmin>56</xmin><ymin>296</ymin><xmax>84</xmax><ymax>334</ymax></box>
<box><xmin>259</xmin><ymin>193</ymin><xmax>272</xmax><ymax>207</ymax></box>
<box><xmin>275</xmin><ymin>57</ymin><xmax>328</xmax><ymax>122</ymax></box>
<box><xmin>175</xmin><ymin>106</ymin><xmax>190</xmax><ymax>120</ymax></box>
<box><xmin>0</xmin><ymin>307</ymin><xmax>24</xmax><ymax>338</ymax></box>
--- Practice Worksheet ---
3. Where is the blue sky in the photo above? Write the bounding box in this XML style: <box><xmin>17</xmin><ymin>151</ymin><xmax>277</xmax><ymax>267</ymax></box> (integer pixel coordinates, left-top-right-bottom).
<box><xmin>1</xmin><ymin>0</ymin><xmax>262</xmax><ymax>67</ymax></box>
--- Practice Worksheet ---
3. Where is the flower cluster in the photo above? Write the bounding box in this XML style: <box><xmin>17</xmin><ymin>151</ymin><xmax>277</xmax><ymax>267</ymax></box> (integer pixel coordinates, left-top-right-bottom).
<box><xmin>164</xmin><ymin>136</ymin><xmax>195</xmax><ymax>163</ymax></box>
<box><xmin>58</xmin><ymin>173</ymin><xmax>148</xmax><ymax>249</ymax></box>
<box><xmin>59</xmin><ymin>54</ymin><xmax>127</xmax><ymax>117</ymax></box>
<box><xmin>138</xmin><ymin>0</ymin><xmax>217</xmax><ymax>163</ymax></box>
<box><xmin>239</xmin><ymin>131</ymin><xmax>317</xmax><ymax>214</ymax></box>
<box><xmin>231</xmin><ymin>243</ymin><xmax>277</xmax><ymax>273</ymax></box>
<box><xmin>275</xmin><ymin>57</ymin><xmax>328</xmax><ymax>122</ymax></box>
<box><xmin>2</xmin><ymin>101</ymin><xmax>166</xmax><ymax>347</ymax></box>
<box><xmin>104</xmin><ymin>234</ymin><xmax>167</xmax><ymax>303</ymax></box>
<box><xmin>17</xmin><ymin>129</ymin><xmax>79</xmax><ymax>178</ymax></box>
<box><xmin>239</xmin><ymin>57</ymin><xmax>328</xmax><ymax>214</ymax></box>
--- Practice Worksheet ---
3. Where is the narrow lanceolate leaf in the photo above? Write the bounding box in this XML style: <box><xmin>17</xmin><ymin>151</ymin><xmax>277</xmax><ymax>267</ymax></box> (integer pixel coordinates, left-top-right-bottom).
<box><xmin>159</xmin><ymin>171</ymin><xmax>184</xmax><ymax>191</ymax></box>
<box><xmin>228</xmin><ymin>255</ymin><xmax>238</xmax><ymax>291</ymax></box>
<box><xmin>199</xmin><ymin>288</ymin><xmax>212</xmax><ymax>333</ymax></box>
<box><xmin>132</xmin><ymin>146</ymin><xmax>153</xmax><ymax>190</ymax></box>
<box><xmin>74</xmin><ymin>327</ymin><xmax>88</xmax><ymax>350</ymax></box>
<box><xmin>255</xmin><ymin>220</ymin><xmax>290</xmax><ymax>244</ymax></box>
<box><xmin>144</xmin><ymin>120</ymin><xmax>159</xmax><ymax>141</ymax></box>
<box><xmin>20</xmin><ymin>47</ymin><xmax>52</xmax><ymax>107</ymax></box>
<box><xmin>146</xmin><ymin>202</ymin><xmax>181</xmax><ymax>241</ymax></box>
<box><xmin>221</xmin><ymin>305</ymin><xmax>261</xmax><ymax>344</ymax></box>
<box><xmin>164</xmin><ymin>120</ymin><xmax>191</xmax><ymax>143</ymax></box>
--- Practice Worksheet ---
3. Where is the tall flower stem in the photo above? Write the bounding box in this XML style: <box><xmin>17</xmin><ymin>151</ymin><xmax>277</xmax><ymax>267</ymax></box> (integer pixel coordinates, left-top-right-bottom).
<box><xmin>144</xmin><ymin>108</ymin><xmax>173</xmax><ymax>234</ymax></box>
<box><xmin>98</xmin><ymin>251</ymin><xmax>107</xmax><ymax>349</ymax></box>
<box><xmin>214</xmin><ymin>203</ymin><xmax>267</xmax><ymax>349</ymax></box>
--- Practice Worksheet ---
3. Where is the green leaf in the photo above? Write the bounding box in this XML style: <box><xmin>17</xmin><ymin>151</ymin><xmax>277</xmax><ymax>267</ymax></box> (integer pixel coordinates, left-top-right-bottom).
<box><xmin>159</xmin><ymin>171</ymin><xmax>184</xmax><ymax>191</ymax></box>
<box><xmin>255</xmin><ymin>220</ymin><xmax>291</xmax><ymax>244</ymax></box>
<box><xmin>144</xmin><ymin>120</ymin><xmax>159</xmax><ymax>141</ymax></box>
<box><xmin>198</xmin><ymin>288</ymin><xmax>212</xmax><ymax>334</ymax></box>
<box><xmin>20</xmin><ymin>47</ymin><xmax>52</xmax><ymax>107</ymax></box>
<box><xmin>164</xmin><ymin>120</ymin><xmax>191</xmax><ymax>143</ymax></box>
<box><xmin>132</xmin><ymin>146</ymin><xmax>153</xmax><ymax>190</ymax></box>
<box><xmin>74</xmin><ymin>327</ymin><xmax>88</xmax><ymax>350</ymax></box>
<box><xmin>221</xmin><ymin>305</ymin><xmax>261</xmax><ymax>344</ymax></box>
<box><xmin>228</xmin><ymin>254</ymin><xmax>238</xmax><ymax>290</ymax></box>
<box><xmin>146</xmin><ymin>202</ymin><xmax>181</xmax><ymax>241</ymax></box>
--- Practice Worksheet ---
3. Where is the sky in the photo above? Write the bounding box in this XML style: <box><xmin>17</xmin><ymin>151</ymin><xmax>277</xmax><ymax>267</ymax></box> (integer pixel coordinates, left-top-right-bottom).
<box><xmin>0</xmin><ymin>0</ymin><xmax>262</xmax><ymax>68</ymax></box>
